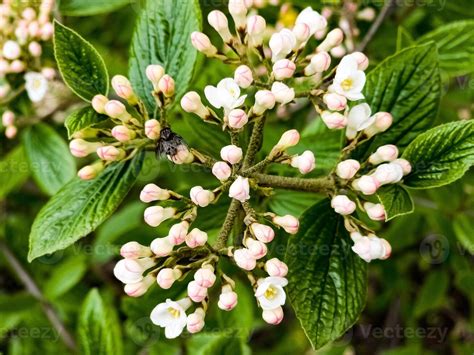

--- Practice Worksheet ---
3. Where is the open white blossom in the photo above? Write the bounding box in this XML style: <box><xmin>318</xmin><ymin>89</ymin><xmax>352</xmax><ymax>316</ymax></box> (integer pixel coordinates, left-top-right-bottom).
<box><xmin>204</xmin><ymin>78</ymin><xmax>247</xmax><ymax>114</ymax></box>
<box><xmin>255</xmin><ymin>276</ymin><xmax>288</xmax><ymax>310</ymax></box>
<box><xmin>150</xmin><ymin>298</ymin><xmax>192</xmax><ymax>339</ymax></box>
<box><xmin>25</xmin><ymin>72</ymin><xmax>48</xmax><ymax>102</ymax></box>
<box><xmin>330</xmin><ymin>55</ymin><xmax>366</xmax><ymax>101</ymax></box>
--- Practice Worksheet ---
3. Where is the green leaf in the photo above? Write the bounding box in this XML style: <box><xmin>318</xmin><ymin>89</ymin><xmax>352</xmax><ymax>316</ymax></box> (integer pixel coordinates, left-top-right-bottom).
<box><xmin>354</xmin><ymin>44</ymin><xmax>441</xmax><ymax>159</ymax></box>
<box><xmin>54</xmin><ymin>21</ymin><xmax>109</xmax><ymax>102</ymax></box>
<box><xmin>59</xmin><ymin>0</ymin><xmax>130</xmax><ymax>16</ymax></box>
<box><xmin>186</xmin><ymin>332</ymin><xmax>250</xmax><ymax>355</ymax></box>
<box><xmin>417</xmin><ymin>20</ymin><xmax>474</xmax><ymax>79</ymax></box>
<box><xmin>43</xmin><ymin>255</ymin><xmax>88</xmax><ymax>300</ymax></box>
<box><xmin>22</xmin><ymin>123</ymin><xmax>76</xmax><ymax>196</ymax></box>
<box><xmin>413</xmin><ymin>270</ymin><xmax>449</xmax><ymax>318</ymax></box>
<box><xmin>396</xmin><ymin>26</ymin><xmax>415</xmax><ymax>52</ymax></box>
<box><xmin>453</xmin><ymin>215</ymin><xmax>474</xmax><ymax>251</ymax></box>
<box><xmin>402</xmin><ymin>120</ymin><xmax>474</xmax><ymax>189</ymax></box>
<box><xmin>78</xmin><ymin>289</ymin><xmax>123</xmax><ymax>355</ymax></box>
<box><xmin>28</xmin><ymin>154</ymin><xmax>143</xmax><ymax>261</ymax></box>
<box><xmin>129</xmin><ymin>0</ymin><xmax>202</xmax><ymax>113</ymax></box>
<box><xmin>65</xmin><ymin>106</ymin><xmax>108</xmax><ymax>139</ymax></box>
<box><xmin>376</xmin><ymin>185</ymin><xmax>414</xmax><ymax>221</ymax></box>
<box><xmin>285</xmin><ymin>199</ymin><xmax>367</xmax><ymax>350</ymax></box>
<box><xmin>0</xmin><ymin>145</ymin><xmax>30</xmax><ymax>199</ymax></box>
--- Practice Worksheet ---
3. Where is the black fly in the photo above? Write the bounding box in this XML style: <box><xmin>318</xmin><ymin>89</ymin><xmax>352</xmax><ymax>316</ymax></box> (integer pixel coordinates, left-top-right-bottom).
<box><xmin>155</xmin><ymin>128</ymin><xmax>186</xmax><ymax>159</ymax></box>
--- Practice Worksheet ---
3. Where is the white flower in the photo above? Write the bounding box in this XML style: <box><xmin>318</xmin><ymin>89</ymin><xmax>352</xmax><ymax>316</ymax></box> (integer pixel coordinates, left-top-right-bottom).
<box><xmin>269</xmin><ymin>29</ymin><xmax>297</xmax><ymax>62</ymax></box>
<box><xmin>229</xmin><ymin>176</ymin><xmax>250</xmax><ymax>202</ymax></box>
<box><xmin>25</xmin><ymin>72</ymin><xmax>48</xmax><ymax>102</ymax></box>
<box><xmin>331</xmin><ymin>55</ymin><xmax>366</xmax><ymax>101</ymax></box>
<box><xmin>271</xmin><ymin>82</ymin><xmax>295</xmax><ymax>105</ymax></box>
<box><xmin>295</xmin><ymin>7</ymin><xmax>327</xmax><ymax>36</ymax></box>
<box><xmin>255</xmin><ymin>277</ymin><xmax>288</xmax><ymax>310</ymax></box>
<box><xmin>150</xmin><ymin>298</ymin><xmax>191</xmax><ymax>339</ymax></box>
<box><xmin>346</xmin><ymin>103</ymin><xmax>375</xmax><ymax>139</ymax></box>
<box><xmin>204</xmin><ymin>78</ymin><xmax>247</xmax><ymax>114</ymax></box>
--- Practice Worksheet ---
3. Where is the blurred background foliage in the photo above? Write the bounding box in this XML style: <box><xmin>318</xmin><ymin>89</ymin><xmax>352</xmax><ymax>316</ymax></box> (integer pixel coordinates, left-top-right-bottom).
<box><xmin>0</xmin><ymin>0</ymin><xmax>473</xmax><ymax>354</ymax></box>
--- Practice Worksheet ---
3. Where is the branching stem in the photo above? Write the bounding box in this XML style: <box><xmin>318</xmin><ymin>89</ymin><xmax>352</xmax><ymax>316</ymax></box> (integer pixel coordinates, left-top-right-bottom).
<box><xmin>251</xmin><ymin>173</ymin><xmax>334</xmax><ymax>193</ymax></box>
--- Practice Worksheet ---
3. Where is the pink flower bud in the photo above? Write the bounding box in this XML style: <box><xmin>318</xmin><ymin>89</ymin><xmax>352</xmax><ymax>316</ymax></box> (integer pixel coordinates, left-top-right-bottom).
<box><xmin>181</xmin><ymin>91</ymin><xmax>210</xmax><ymax>119</ymax></box>
<box><xmin>273</xmin><ymin>129</ymin><xmax>300</xmax><ymax>152</ymax></box>
<box><xmin>372</xmin><ymin>163</ymin><xmax>404</xmax><ymax>185</ymax></box>
<box><xmin>3</xmin><ymin>40</ymin><xmax>21</xmax><ymax>60</ymax></box>
<box><xmin>0</xmin><ymin>60</ymin><xmax>9</xmax><ymax>75</ymax></box>
<box><xmin>190</xmin><ymin>186</ymin><xmax>215</xmax><ymax>207</ymax></box>
<box><xmin>250</xmin><ymin>223</ymin><xmax>275</xmax><ymax>243</ymax></box>
<box><xmin>262</xmin><ymin>306</ymin><xmax>284</xmax><ymax>325</ymax></box>
<box><xmin>194</xmin><ymin>265</ymin><xmax>216</xmax><ymax>288</ymax></box>
<box><xmin>369</xmin><ymin>145</ymin><xmax>399</xmax><ymax>165</ymax></box>
<box><xmin>157</xmin><ymin>268</ymin><xmax>182</xmax><ymax>289</ymax></box>
<box><xmin>265</xmin><ymin>258</ymin><xmax>288</xmax><ymax>277</ymax></box>
<box><xmin>145</xmin><ymin>64</ymin><xmax>165</xmax><ymax>86</ymax></box>
<box><xmin>330</xmin><ymin>45</ymin><xmax>346</xmax><ymax>58</ymax></box>
<box><xmin>185</xmin><ymin>228</ymin><xmax>208</xmax><ymax>248</ymax></box>
<box><xmin>77</xmin><ymin>162</ymin><xmax>104</xmax><ymax>180</ymax></box>
<box><xmin>273</xmin><ymin>215</ymin><xmax>299</xmax><ymax>234</ymax></box>
<box><xmin>227</xmin><ymin>109</ymin><xmax>248</xmax><ymax>129</ymax></box>
<box><xmin>124</xmin><ymin>275</ymin><xmax>155</xmax><ymax>297</ymax></box>
<box><xmin>5</xmin><ymin>126</ymin><xmax>17</xmax><ymax>139</ymax></box>
<box><xmin>229</xmin><ymin>176</ymin><xmax>250</xmax><ymax>202</ymax></box>
<box><xmin>158</xmin><ymin>75</ymin><xmax>175</xmax><ymax>97</ymax></box>
<box><xmin>91</xmin><ymin>95</ymin><xmax>109</xmax><ymax>114</ymax></box>
<box><xmin>246</xmin><ymin>238</ymin><xmax>267</xmax><ymax>259</ymax></box>
<box><xmin>120</xmin><ymin>241</ymin><xmax>152</xmax><ymax>259</ymax></box>
<box><xmin>247</xmin><ymin>15</ymin><xmax>266</xmax><ymax>47</ymax></box>
<box><xmin>191</xmin><ymin>31</ymin><xmax>218</xmax><ymax>56</ymax></box>
<box><xmin>144</xmin><ymin>119</ymin><xmax>161</xmax><ymax>140</ymax></box>
<box><xmin>364</xmin><ymin>112</ymin><xmax>393</xmax><ymax>137</ymax></box>
<box><xmin>380</xmin><ymin>239</ymin><xmax>392</xmax><ymax>260</ymax></box>
<box><xmin>364</xmin><ymin>202</ymin><xmax>386</xmax><ymax>221</ymax></box>
<box><xmin>41</xmin><ymin>68</ymin><xmax>56</xmax><ymax>80</ymax></box>
<box><xmin>28</xmin><ymin>41</ymin><xmax>42</xmax><ymax>57</ymax></box>
<box><xmin>317</xmin><ymin>28</ymin><xmax>344</xmax><ymax>52</ymax></box>
<box><xmin>187</xmin><ymin>308</ymin><xmax>205</xmax><ymax>333</ymax></box>
<box><xmin>22</xmin><ymin>7</ymin><xmax>36</xmax><ymax>21</ymax></box>
<box><xmin>144</xmin><ymin>206</ymin><xmax>176</xmax><ymax>227</ymax></box>
<box><xmin>113</xmin><ymin>258</ymin><xmax>155</xmax><ymax>284</ymax></box>
<box><xmin>352</xmin><ymin>175</ymin><xmax>381</xmax><ymax>195</ymax></box>
<box><xmin>140</xmin><ymin>183</ymin><xmax>171</xmax><ymax>203</ymax></box>
<box><xmin>293</xmin><ymin>23</ymin><xmax>311</xmax><ymax>45</ymax></box>
<box><xmin>150</xmin><ymin>237</ymin><xmax>174</xmax><ymax>257</ymax></box>
<box><xmin>220</xmin><ymin>145</ymin><xmax>243</xmax><ymax>164</ymax></box>
<box><xmin>40</xmin><ymin>22</ymin><xmax>54</xmax><ymax>40</ymax></box>
<box><xmin>271</xmin><ymin>82</ymin><xmax>295</xmax><ymax>105</ymax></box>
<box><xmin>357</xmin><ymin>7</ymin><xmax>376</xmax><ymax>21</ymax></box>
<box><xmin>170</xmin><ymin>145</ymin><xmax>194</xmax><ymax>165</ymax></box>
<box><xmin>323</xmin><ymin>93</ymin><xmax>347</xmax><ymax>111</ymax></box>
<box><xmin>321</xmin><ymin>111</ymin><xmax>347</xmax><ymax>129</ymax></box>
<box><xmin>331</xmin><ymin>195</ymin><xmax>356</xmax><ymax>215</ymax></box>
<box><xmin>212</xmin><ymin>161</ymin><xmax>232</xmax><ymax>181</ymax></box>
<box><xmin>10</xmin><ymin>60</ymin><xmax>25</xmax><ymax>73</ymax></box>
<box><xmin>112</xmin><ymin>75</ymin><xmax>136</xmax><ymax>102</ymax></box>
<box><xmin>218</xmin><ymin>285</ymin><xmax>238</xmax><ymax>311</ymax></box>
<box><xmin>272</xmin><ymin>59</ymin><xmax>296</xmax><ymax>80</ymax></box>
<box><xmin>350</xmin><ymin>51</ymin><xmax>369</xmax><ymax>70</ymax></box>
<box><xmin>2</xmin><ymin>111</ymin><xmax>15</xmax><ymax>126</ymax></box>
<box><xmin>393</xmin><ymin>159</ymin><xmax>412</xmax><ymax>176</ymax></box>
<box><xmin>97</xmin><ymin>145</ymin><xmax>123</xmax><ymax>161</ymax></box>
<box><xmin>111</xmin><ymin>125</ymin><xmax>136</xmax><ymax>142</ymax></box>
<box><xmin>208</xmin><ymin>10</ymin><xmax>232</xmax><ymax>42</ymax></box>
<box><xmin>234</xmin><ymin>65</ymin><xmax>253</xmax><ymax>89</ymax></box>
<box><xmin>306</xmin><ymin>52</ymin><xmax>332</xmax><ymax>76</ymax></box>
<box><xmin>168</xmin><ymin>221</ymin><xmax>189</xmax><ymax>245</ymax></box>
<box><xmin>290</xmin><ymin>150</ymin><xmax>316</xmax><ymax>174</ymax></box>
<box><xmin>228</xmin><ymin>0</ymin><xmax>248</xmax><ymax>29</ymax></box>
<box><xmin>336</xmin><ymin>159</ymin><xmax>360</xmax><ymax>179</ymax></box>
<box><xmin>233</xmin><ymin>248</ymin><xmax>257</xmax><ymax>270</ymax></box>
<box><xmin>187</xmin><ymin>280</ymin><xmax>208</xmax><ymax>302</ymax></box>
<box><xmin>253</xmin><ymin>90</ymin><xmax>276</xmax><ymax>115</ymax></box>
<box><xmin>105</xmin><ymin>100</ymin><xmax>127</xmax><ymax>119</ymax></box>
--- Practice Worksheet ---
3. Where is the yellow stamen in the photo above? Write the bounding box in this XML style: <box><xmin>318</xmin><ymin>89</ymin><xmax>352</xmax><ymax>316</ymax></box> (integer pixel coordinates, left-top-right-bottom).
<box><xmin>264</xmin><ymin>286</ymin><xmax>278</xmax><ymax>300</ymax></box>
<box><xmin>341</xmin><ymin>78</ymin><xmax>353</xmax><ymax>91</ymax></box>
<box><xmin>167</xmin><ymin>307</ymin><xmax>181</xmax><ymax>318</ymax></box>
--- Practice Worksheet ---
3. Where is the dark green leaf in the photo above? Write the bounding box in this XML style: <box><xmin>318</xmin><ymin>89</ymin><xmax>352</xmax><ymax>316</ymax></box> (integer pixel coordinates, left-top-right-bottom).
<box><xmin>78</xmin><ymin>289</ymin><xmax>123</xmax><ymax>355</ymax></box>
<box><xmin>59</xmin><ymin>0</ymin><xmax>130</xmax><ymax>16</ymax></box>
<box><xmin>417</xmin><ymin>20</ymin><xmax>474</xmax><ymax>79</ymax></box>
<box><xmin>43</xmin><ymin>255</ymin><xmax>88</xmax><ymax>300</ymax></box>
<box><xmin>376</xmin><ymin>184</ymin><xmax>414</xmax><ymax>221</ymax></box>
<box><xmin>354</xmin><ymin>44</ymin><xmax>441</xmax><ymax>159</ymax></box>
<box><xmin>54</xmin><ymin>21</ymin><xmax>109</xmax><ymax>101</ymax></box>
<box><xmin>0</xmin><ymin>145</ymin><xmax>30</xmax><ymax>199</ymax></box>
<box><xmin>396</xmin><ymin>26</ymin><xmax>415</xmax><ymax>52</ymax></box>
<box><xmin>413</xmin><ymin>270</ymin><xmax>449</xmax><ymax>318</ymax></box>
<box><xmin>186</xmin><ymin>332</ymin><xmax>250</xmax><ymax>355</ymax></box>
<box><xmin>402</xmin><ymin>120</ymin><xmax>474</xmax><ymax>189</ymax></box>
<box><xmin>28</xmin><ymin>154</ymin><xmax>143</xmax><ymax>261</ymax></box>
<box><xmin>22</xmin><ymin>123</ymin><xmax>76</xmax><ymax>196</ymax></box>
<box><xmin>285</xmin><ymin>199</ymin><xmax>367</xmax><ymax>349</ymax></box>
<box><xmin>65</xmin><ymin>106</ymin><xmax>108</xmax><ymax>139</ymax></box>
<box><xmin>129</xmin><ymin>0</ymin><xmax>202</xmax><ymax>113</ymax></box>
<box><xmin>453</xmin><ymin>215</ymin><xmax>474</xmax><ymax>251</ymax></box>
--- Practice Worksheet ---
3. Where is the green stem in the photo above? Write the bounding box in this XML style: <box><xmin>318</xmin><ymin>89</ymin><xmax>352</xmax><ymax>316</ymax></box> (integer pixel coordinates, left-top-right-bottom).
<box><xmin>213</xmin><ymin>199</ymin><xmax>241</xmax><ymax>250</ymax></box>
<box><xmin>242</xmin><ymin>116</ymin><xmax>266</xmax><ymax>170</ymax></box>
<box><xmin>251</xmin><ymin>173</ymin><xmax>334</xmax><ymax>193</ymax></box>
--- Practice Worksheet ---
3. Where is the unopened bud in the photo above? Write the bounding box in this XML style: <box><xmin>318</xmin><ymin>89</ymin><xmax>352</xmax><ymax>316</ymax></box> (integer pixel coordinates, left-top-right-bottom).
<box><xmin>265</xmin><ymin>258</ymin><xmax>288</xmax><ymax>277</ymax></box>
<box><xmin>369</xmin><ymin>145</ymin><xmax>399</xmax><ymax>165</ymax></box>
<box><xmin>305</xmin><ymin>51</ymin><xmax>331</xmax><ymax>76</ymax></box>
<box><xmin>321</xmin><ymin>111</ymin><xmax>347</xmax><ymax>129</ymax></box>
<box><xmin>2</xmin><ymin>111</ymin><xmax>15</xmax><ymax>126</ymax></box>
<box><xmin>140</xmin><ymin>184</ymin><xmax>171</xmax><ymax>203</ymax></box>
<box><xmin>372</xmin><ymin>163</ymin><xmax>404</xmax><ymax>185</ymax></box>
<box><xmin>194</xmin><ymin>265</ymin><xmax>216</xmax><ymax>288</ymax></box>
<box><xmin>293</xmin><ymin>23</ymin><xmax>311</xmax><ymax>46</ymax></box>
<box><xmin>150</xmin><ymin>237</ymin><xmax>174</xmax><ymax>257</ymax></box>
<box><xmin>144</xmin><ymin>119</ymin><xmax>161</xmax><ymax>140</ymax></box>
<box><xmin>92</xmin><ymin>95</ymin><xmax>109</xmax><ymax>114</ymax></box>
<box><xmin>317</xmin><ymin>28</ymin><xmax>343</xmax><ymax>52</ymax></box>
<box><xmin>246</xmin><ymin>238</ymin><xmax>267</xmax><ymax>259</ymax></box>
<box><xmin>291</xmin><ymin>150</ymin><xmax>316</xmax><ymax>174</ymax></box>
<box><xmin>208</xmin><ymin>10</ymin><xmax>232</xmax><ymax>43</ymax></box>
<box><xmin>146</xmin><ymin>65</ymin><xmax>165</xmax><ymax>87</ymax></box>
<box><xmin>185</xmin><ymin>228</ymin><xmax>208</xmax><ymax>248</ymax></box>
<box><xmin>144</xmin><ymin>206</ymin><xmax>176</xmax><ymax>227</ymax></box>
<box><xmin>233</xmin><ymin>248</ymin><xmax>256</xmax><ymax>270</ymax></box>
<box><xmin>124</xmin><ymin>276</ymin><xmax>155</xmax><ymax>297</ymax></box>
<box><xmin>364</xmin><ymin>112</ymin><xmax>393</xmax><ymax>137</ymax></box>
<box><xmin>220</xmin><ymin>145</ymin><xmax>243</xmax><ymax>164</ymax></box>
<box><xmin>393</xmin><ymin>159</ymin><xmax>412</xmax><ymax>176</ymax></box>
<box><xmin>253</xmin><ymin>90</ymin><xmax>276</xmax><ymax>116</ymax></box>
<box><xmin>158</xmin><ymin>75</ymin><xmax>175</xmax><ymax>97</ymax></box>
<box><xmin>168</xmin><ymin>221</ymin><xmax>189</xmax><ymax>245</ymax></box>
<box><xmin>331</xmin><ymin>195</ymin><xmax>356</xmax><ymax>215</ymax></box>
<box><xmin>28</xmin><ymin>41</ymin><xmax>42</xmax><ymax>57</ymax></box>
<box><xmin>352</xmin><ymin>175</ymin><xmax>380</xmax><ymax>195</ymax></box>
<box><xmin>247</xmin><ymin>15</ymin><xmax>266</xmax><ymax>47</ymax></box>
<box><xmin>350</xmin><ymin>51</ymin><xmax>369</xmax><ymax>70</ymax></box>
<box><xmin>187</xmin><ymin>308</ymin><xmax>205</xmax><ymax>333</ymax></box>
<box><xmin>229</xmin><ymin>176</ymin><xmax>250</xmax><ymax>202</ymax></box>
<box><xmin>336</xmin><ymin>159</ymin><xmax>360</xmax><ymax>180</ymax></box>
<box><xmin>218</xmin><ymin>285</ymin><xmax>238</xmax><ymax>310</ymax></box>
<box><xmin>227</xmin><ymin>108</ymin><xmax>248</xmax><ymax>129</ymax></box>
<box><xmin>191</xmin><ymin>32</ymin><xmax>218</xmax><ymax>57</ymax></box>
<box><xmin>97</xmin><ymin>146</ymin><xmax>124</xmax><ymax>161</ymax></box>
<box><xmin>364</xmin><ymin>202</ymin><xmax>386</xmax><ymax>221</ymax></box>
<box><xmin>5</xmin><ymin>126</ymin><xmax>17</xmax><ymax>139</ymax></box>
<box><xmin>272</xmin><ymin>59</ymin><xmax>296</xmax><ymax>80</ymax></box>
<box><xmin>212</xmin><ymin>161</ymin><xmax>232</xmax><ymax>181</ymax></box>
<box><xmin>190</xmin><ymin>186</ymin><xmax>215</xmax><ymax>207</ymax></box>
<box><xmin>105</xmin><ymin>100</ymin><xmax>131</xmax><ymax>121</ymax></box>
<box><xmin>228</xmin><ymin>0</ymin><xmax>248</xmax><ymax>29</ymax></box>
<box><xmin>273</xmin><ymin>215</ymin><xmax>299</xmax><ymax>234</ymax></box>
<box><xmin>181</xmin><ymin>91</ymin><xmax>211</xmax><ymax>119</ymax></box>
<box><xmin>3</xmin><ymin>40</ymin><xmax>21</xmax><ymax>60</ymax></box>
<box><xmin>120</xmin><ymin>241</ymin><xmax>152</xmax><ymax>259</ymax></box>
<box><xmin>272</xmin><ymin>129</ymin><xmax>300</xmax><ymax>153</ymax></box>
<box><xmin>234</xmin><ymin>65</ymin><xmax>253</xmax><ymax>89</ymax></box>
<box><xmin>271</xmin><ymin>82</ymin><xmax>295</xmax><ymax>105</ymax></box>
<box><xmin>77</xmin><ymin>162</ymin><xmax>104</xmax><ymax>180</ymax></box>
<box><xmin>323</xmin><ymin>93</ymin><xmax>347</xmax><ymax>111</ymax></box>
<box><xmin>250</xmin><ymin>223</ymin><xmax>275</xmax><ymax>243</ymax></box>
<box><xmin>112</xmin><ymin>75</ymin><xmax>137</xmax><ymax>103</ymax></box>
<box><xmin>262</xmin><ymin>306</ymin><xmax>284</xmax><ymax>325</ymax></box>
<box><xmin>111</xmin><ymin>125</ymin><xmax>136</xmax><ymax>142</ymax></box>
<box><xmin>157</xmin><ymin>268</ymin><xmax>182</xmax><ymax>289</ymax></box>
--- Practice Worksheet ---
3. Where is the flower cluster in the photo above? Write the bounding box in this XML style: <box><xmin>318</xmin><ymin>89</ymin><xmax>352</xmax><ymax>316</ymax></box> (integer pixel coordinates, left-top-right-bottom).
<box><xmin>69</xmin><ymin>66</ymin><xmax>195</xmax><ymax>180</ymax></box>
<box><xmin>0</xmin><ymin>0</ymin><xmax>56</xmax><ymax>139</ymax></box>
<box><xmin>110</xmin><ymin>1</ymin><xmax>410</xmax><ymax>338</ymax></box>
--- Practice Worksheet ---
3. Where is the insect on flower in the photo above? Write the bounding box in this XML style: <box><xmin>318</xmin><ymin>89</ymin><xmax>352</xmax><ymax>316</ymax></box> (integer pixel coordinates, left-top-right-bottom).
<box><xmin>155</xmin><ymin>127</ymin><xmax>187</xmax><ymax>158</ymax></box>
